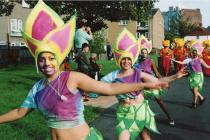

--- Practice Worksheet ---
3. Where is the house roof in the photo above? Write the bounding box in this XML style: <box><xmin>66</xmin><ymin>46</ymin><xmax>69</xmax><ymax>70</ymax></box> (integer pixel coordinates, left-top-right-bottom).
<box><xmin>187</xmin><ymin>27</ymin><xmax>210</xmax><ymax>36</ymax></box>
<box><xmin>207</xmin><ymin>26</ymin><xmax>210</xmax><ymax>32</ymax></box>
<box><xmin>151</xmin><ymin>9</ymin><xmax>159</xmax><ymax>16</ymax></box>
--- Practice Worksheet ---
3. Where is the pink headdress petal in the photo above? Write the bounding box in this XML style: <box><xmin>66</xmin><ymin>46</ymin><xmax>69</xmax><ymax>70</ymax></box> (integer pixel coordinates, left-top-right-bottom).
<box><xmin>25</xmin><ymin>0</ymin><xmax>63</xmax><ymax>40</ymax></box>
<box><xmin>114</xmin><ymin>28</ymin><xmax>139</xmax><ymax>67</ymax></box>
<box><xmin>139</xmin><ymin>35</ymin><xmax>152</xmax><ymax>54</ymax></box>
<box><xmin>23</xmin><ymin>0</ymin><xmax>64</xmax><ymax>57</ymax></box>
<box><xmin>191</xmin><ymin>41</ymin><xmax>204</xmax><ymax>55</ymax></box>
<box><xmin>42</xmin><ymin>16</ymin><xmax>76</xmax><ymax>65</ymax></box>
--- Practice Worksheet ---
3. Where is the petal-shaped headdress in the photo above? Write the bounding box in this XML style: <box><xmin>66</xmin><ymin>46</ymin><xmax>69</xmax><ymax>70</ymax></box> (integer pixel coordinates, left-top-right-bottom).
<box><xmin>191</xmin><ymin>41</ymin><xmax>204</xmax><ymax>55</ymax></box>
<box><xmin>21</xmin><ymin>0</ymin><xmax>76</xmax><ymax>71</ymax></box>
<box><xmin>114</xmin><ymin>28</ymin><xmax>139</xmax><ymax>67</ymax></box>
<box><xmin>139</xmin><ymin>35</ymin><xmax>152</xmax><ymax>54</ymax></box>
<box><xmin>174</xmin><ymin>38</ymin><xmax>185</xmax><ymax>47</ymax></box>
<box><xmin>162</xmin><ymin>40</ymin><xmax>170</xmax><ymax>47</ymax></box>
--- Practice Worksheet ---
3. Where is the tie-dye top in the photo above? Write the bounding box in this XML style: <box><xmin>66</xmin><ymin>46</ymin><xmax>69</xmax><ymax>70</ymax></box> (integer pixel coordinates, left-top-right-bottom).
<box><xmin>137</xmin><ymin>58</ymin><xmax>153</xmax><ymax>75</ymax></box>
<box><xmin>101</xmin><ymin>68</ymin><xmax>142</xmax><ymax>102</ymax></box>
<box><xmin>21</xmin><ymin>71</ymin><xmax>85</xmax><ymax>128</ymax></box>
<box><xmin>184</xmin><ymin>58</ymin><xmax>202</xmax><ymax>73</ymax></box>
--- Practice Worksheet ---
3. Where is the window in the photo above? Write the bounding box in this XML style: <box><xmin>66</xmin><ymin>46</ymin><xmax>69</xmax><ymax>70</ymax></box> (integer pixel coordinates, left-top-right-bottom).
<box><xmin>145</xmin><ymin>32</ymin><xmax>149</xmax><ymax>38</ymax></box>
<box><xmin>137</xmin><ymin>32</ymin><xmax>141</xmax><ymax>38</ymax></box>
<box><xmin>119</xmin><ymin>20</ymin><xmax>128</xmax><ymax>25</ymax></box>
<box><xmin>10</xmin><ymin>19</ymin><xmax>23</xmax><ymax>36</ymax></box>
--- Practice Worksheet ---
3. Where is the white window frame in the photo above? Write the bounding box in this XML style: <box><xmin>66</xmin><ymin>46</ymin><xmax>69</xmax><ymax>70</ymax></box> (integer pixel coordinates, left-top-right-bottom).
<box><xmin>136</xmin><ymin>32</ymin><xmax>141</xmax><ymax>38</ymax></box>
<box><xmin>119</xmin><ymin>20</ymin><xmax>128</xmax><ymax>25</ymax></box>
<box><xmin>10</xmin><ymin>19</ymin><xmax>23</xmax><ymax>36</ymax></box>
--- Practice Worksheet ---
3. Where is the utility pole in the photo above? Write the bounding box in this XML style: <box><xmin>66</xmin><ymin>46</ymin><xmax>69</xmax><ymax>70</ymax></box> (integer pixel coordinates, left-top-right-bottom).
<box><xmin>7</xmin><ymin>17</ymin><xmax>10</xmax><ymax>66</ymax></box>
<box><xmin>7</xmin><ymin>32</ymin><xmax>10</xmax><ymax>66</ymax></box>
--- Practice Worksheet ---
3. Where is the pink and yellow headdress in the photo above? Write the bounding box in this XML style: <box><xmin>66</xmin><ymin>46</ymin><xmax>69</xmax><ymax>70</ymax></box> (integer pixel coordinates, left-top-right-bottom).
<box><xmin>21</xmin><ymin>0</ymin><xmax>76</xmax><ymax>71</ymax></box>
<box><xmin>162</xmin><ymin>40</ymin><xmax>170</xmax><ymax>47</ymax></box>
<box><xmin>174</xmin><ymin>38</ymin><xmax>185</xmax><ymax>47</ymax></box>
<box><xmin>114</xmin><ymin>28</ymin><xmax>139</xmax><ymax>67</ymax></box>
<box><xmin>191</xmin><ymin>41</ymin><xmax>204</xmax><ymax>55</ymax></box>
<box><xmin>139</xmin><ymin>35</ymin><xmax>152</xmax><ymax>54</ymax></box>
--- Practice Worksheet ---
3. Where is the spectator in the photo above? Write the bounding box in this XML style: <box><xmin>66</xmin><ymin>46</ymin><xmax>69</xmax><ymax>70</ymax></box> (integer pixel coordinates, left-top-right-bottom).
<box><xmin>89</xmin><ymin>53</ymin><xmax>102</xmax><ymax>80</ymax></box>
<box><xmin>76</xmin><ymin>43</ymin><xmax>92</xmax><ymax>101</ymax></box>
<box><xmin>74</xmin><ymin>19</ymin><xmax>93</xmax><ymax>56</ymax></box>
<box><xmin>106</xmin><ymin>43</ymin><xmax>113</xmax><ymax>60</ymax></box>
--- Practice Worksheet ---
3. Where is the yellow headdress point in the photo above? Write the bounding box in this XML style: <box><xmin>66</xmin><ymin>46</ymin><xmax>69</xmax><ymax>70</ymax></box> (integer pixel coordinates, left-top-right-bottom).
<box><xmin>162</xmin><ymin>40</ymin><xmax>170</xmax><ymax>47</ymax></box>
<box><xmin>203</xmin><ymin>40</ymin><xmax>210</xmax><ymax>48</ymax></box>
<box><xmin>174</xmin><ymin>38</ymin><xmax>185</xmax><ymax>47</ymax></box>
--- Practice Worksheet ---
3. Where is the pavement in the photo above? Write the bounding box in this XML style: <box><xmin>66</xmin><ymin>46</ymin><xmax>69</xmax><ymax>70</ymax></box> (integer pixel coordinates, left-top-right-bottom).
<box><xmin>86</xmin><ymin>76</ymin><xmax>210</xmax><ymax>140</ymax></box>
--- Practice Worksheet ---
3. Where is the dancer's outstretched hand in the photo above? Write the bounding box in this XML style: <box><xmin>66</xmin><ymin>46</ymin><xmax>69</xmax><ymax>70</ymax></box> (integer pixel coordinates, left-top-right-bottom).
<box><xmin>144</xmin><ymin>81</ymin><xmax>169</xmax><ymax>90</ymax></box>
<box><xmin>176</xmin><ymin>67</ymin><xmax>188</xmax><ymax>78</ymax></box>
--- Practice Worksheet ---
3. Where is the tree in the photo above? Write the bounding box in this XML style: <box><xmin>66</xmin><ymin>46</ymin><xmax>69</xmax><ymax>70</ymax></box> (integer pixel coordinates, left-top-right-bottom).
<box><xmin>0</xmin><ymin>1</ymin><xmax>15</xmax><ymax>16</ymax></box>
<box><xmin>165</xmin><ymin>15</ymin><xmax>198</xmax><ymax>41</ymax></box>
<box><xmin>179</xmin><ymin>17</ymin><xmax>198</xmax><ymax>38</ymax></box>
<box><xmin>89</xmin><ymin>29</ymin><xmax>106</xmax><ymax>56</ymax></box>
<box><xmin>23</xmin><ymin>0</ymin><xmax>156</xmax><ymax>32</ymax></box>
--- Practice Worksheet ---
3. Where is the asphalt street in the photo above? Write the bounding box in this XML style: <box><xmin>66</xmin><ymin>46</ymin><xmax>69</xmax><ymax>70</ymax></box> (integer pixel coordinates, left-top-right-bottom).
<box><xmin>91</xmin><ymin>76</ymin><xmax>210</xmax><ymax>140</ymax></box>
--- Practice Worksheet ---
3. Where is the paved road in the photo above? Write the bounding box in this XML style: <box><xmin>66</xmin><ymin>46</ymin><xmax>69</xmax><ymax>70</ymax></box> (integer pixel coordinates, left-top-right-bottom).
<box><xmin>91</xmin><ymin>76</ymin><xmax>210</xmax><ymax>140</ymax></box>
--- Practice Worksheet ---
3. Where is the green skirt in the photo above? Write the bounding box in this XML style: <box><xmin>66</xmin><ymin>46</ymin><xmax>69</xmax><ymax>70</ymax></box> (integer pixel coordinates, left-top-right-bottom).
<box><xmin>144</xmin><ymin>89</ymin><xmax>166</xmax><ymax>99</ymax></box>
<box><xmin>189</xmin><ymin>72</ymin><xmax>204</xmax><ymax>92</ymax></box>
<box><xmin>83</xmin><ymin>127</ymin><xmax>103</xmax><ymax>140</ymax></box>
<box><xmin>116</xmin><ymin>100</ymin><xmax>160</xmax><ymax>140</ymax></box>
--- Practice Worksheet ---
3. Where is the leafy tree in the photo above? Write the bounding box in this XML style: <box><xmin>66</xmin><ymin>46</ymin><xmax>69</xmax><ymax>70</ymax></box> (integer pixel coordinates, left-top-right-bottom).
<box><xmin>0</xmin><ymin>1</ymin><xmax>15</xmax><ymax>16</ymax></box>
<box><xmin>89</xmin><ymin>29</ymin><xmax>106</xmax><ymax>56</ymax></box>
<box><xmin>179</xmin><ymin>17</ymin><xmax>198</xmax><ymax>38</ymax></box>
<box><xmin>23</xmin><ymin>0</ymin><xmax>156</xmax><ymax>32</ymax></box>
<box><xmin>165</xmin><ymin>15</ymin><xmax>198</xmax><ymax>40</ymax></box>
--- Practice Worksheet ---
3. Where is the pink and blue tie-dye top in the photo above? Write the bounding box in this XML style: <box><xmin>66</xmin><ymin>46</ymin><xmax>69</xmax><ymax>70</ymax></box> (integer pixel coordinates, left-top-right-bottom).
<box><xmin>101</xmin><ymin>68</ymin><xmax>142</xmax><ymax>102</ymax></box>
<box><xmin>190</xmin><ymin>58</ymin><xmax>202</xmax><ymax>72</ymax></box>
<box><xmin>184</xmin><ymin>58</ymin><xmax>202</xmax><ymax>73</ymax></box>
<box><xmin>21</xmin><ymin>71</ymin><xmax>85</xmax><ymax>128</ymax></box>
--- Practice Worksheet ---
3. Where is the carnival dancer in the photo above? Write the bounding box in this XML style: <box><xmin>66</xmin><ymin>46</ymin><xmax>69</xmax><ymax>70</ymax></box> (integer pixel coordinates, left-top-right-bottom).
<box><xmin>137</xmin><ymin>35</ymin><xmax>174</xmax><ymax>126</ymax></box>
<box><xmin>184</xmin><ymin>40</ymin><xmax>192</xmax><ymax>58</ymax></box>
<box><xmin>101</xmin><ymin>29</ymin><xmax>186</xmax><ymax>140</ymax></box>
<box><xmin>202</xmin><ymin>40</ymin><xmax>210</xmax><ymax>76</ymax></box>
<box><xmin>173</xmin><ymin>38</ymin><xmax>186</xmax><ymax>72</ymax></box>
<box><xmin>172</xmin><ymin>41</ymin><xmax>210</xmax><ymax>108</ymax></box>
<box><xmin>160</xmin><ymin>40</ymin><xmax>174</xmax><ymax>76</ymax></box>
<box><xmin>0</xmin><ymin>1</ymin><xmax>169</xmax><ymax>140</ymax></box>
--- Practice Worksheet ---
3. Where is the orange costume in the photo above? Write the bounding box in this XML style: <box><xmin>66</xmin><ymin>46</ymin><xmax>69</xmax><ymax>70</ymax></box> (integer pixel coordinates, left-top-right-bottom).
<box><xmin>173</xmin><ymin>38</ymin><xmax>186</xmax><ymax>72</ymax></box>
<box><xmin>160</xmin><ymin>40</ymin><xmax>173</xmax><ymax>76</ymax></box>
<box><xmin>202</xmin><ymin>40</ymin><xmax>210</xmax><ymax>76</ymax></box>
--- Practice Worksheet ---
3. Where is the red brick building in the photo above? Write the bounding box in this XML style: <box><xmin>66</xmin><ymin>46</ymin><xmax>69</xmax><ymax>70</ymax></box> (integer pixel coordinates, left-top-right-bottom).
<box><xmin>181</xmin><ymin>9</ymin><xmax>202</xmax><ymax>26</ymax></box>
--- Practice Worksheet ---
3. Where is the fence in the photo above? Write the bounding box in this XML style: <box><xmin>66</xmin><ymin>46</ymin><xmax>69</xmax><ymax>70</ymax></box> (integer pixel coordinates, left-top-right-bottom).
<box><xmin>0</xmin><ymin>46</ymin><xmax>33</xmax><ymax>68</ymax></box>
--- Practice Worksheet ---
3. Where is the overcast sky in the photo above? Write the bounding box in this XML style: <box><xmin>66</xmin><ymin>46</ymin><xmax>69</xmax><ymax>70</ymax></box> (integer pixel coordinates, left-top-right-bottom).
<box><xmin>154</xmin><ymin>0</ymin><xmax>210</xmax><ymax>27</ymax></box>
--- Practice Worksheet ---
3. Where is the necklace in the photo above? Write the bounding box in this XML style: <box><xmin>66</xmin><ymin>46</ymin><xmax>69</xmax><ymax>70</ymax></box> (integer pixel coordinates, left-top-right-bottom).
<box><xmin>47</xmin><ymin>72</ymin><xmax>68</xmax><ymax>102</ymax></box>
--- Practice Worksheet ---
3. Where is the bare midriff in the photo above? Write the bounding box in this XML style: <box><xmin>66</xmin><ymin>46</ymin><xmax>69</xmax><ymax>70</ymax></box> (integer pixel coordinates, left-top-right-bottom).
<box><xmin>122</xmin><ymin>93</ymin><xmax>144</xmax><ymax>106</ymax></box>
<box><xmin>50</xmin><ymin>122</ymin><xmax>90</xmax><ymax>140</ymax></box>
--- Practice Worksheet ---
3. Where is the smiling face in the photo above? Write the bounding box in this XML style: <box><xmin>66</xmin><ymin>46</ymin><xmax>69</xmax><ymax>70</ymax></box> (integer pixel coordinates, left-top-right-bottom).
<box><xmin>120</xmin><ymin>57</ymin><xmax>132</xmax><ymax>71</ymax></box>
<box><xmin>192</xmin><ymin>49</ymin><xmax>198</xmax><ymax>58</ymax></box>
<box><xmin>37</xmin><ymin>52</ymin><xmax>60</xmax><ymax>79</ymax></box>
<box><xmin>140</xmin><ymin>48</ymin><xmax>148</xmax><ymax>60</ymax></box>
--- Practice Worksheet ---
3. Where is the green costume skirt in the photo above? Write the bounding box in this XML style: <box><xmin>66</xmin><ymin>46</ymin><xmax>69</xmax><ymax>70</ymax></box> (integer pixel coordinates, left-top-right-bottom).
<box><xmin>189</xmin><ymin>72</ymin><xmax>204</xmax><ymax>92</ymax></box>
<box><xmin>144</xmin><ymin>89</ymin><xmax>166</xmax><ymax>99</ymax></box>
<box><xmin>83</xmin><ymin>127</ymin><xmax>103</xmax><ymax>140</ymax></box>
<box><xmin>116</xmin><ymin>100</ymin><xmax>160</xmax><ymax>140</ymax></box>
